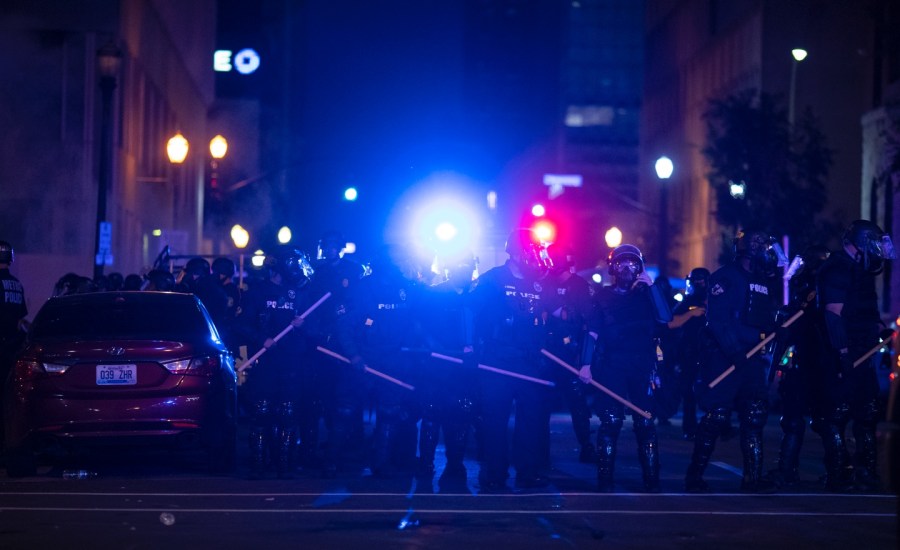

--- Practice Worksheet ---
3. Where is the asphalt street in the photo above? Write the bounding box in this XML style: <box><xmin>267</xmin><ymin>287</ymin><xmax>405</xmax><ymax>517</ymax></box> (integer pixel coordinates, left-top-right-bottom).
<box><xmin>0</xmin><ymin>411</ymin><xmax>896</xmax><ymax>549</ymax></box>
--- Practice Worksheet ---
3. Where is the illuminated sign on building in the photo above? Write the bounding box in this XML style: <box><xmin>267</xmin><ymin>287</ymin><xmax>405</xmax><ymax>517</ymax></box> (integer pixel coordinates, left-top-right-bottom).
<box><xmin>213</xmin><ymin>48</ymin><xmax>260</xmax><ymax>74</ymax></box>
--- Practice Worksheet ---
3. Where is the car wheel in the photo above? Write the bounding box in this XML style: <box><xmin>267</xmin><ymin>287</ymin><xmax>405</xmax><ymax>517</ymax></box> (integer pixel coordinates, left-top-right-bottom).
<box><xmin>5</xmin><ymin>447</ymin><xmax>37</xmax><ymax>478</ymax></box>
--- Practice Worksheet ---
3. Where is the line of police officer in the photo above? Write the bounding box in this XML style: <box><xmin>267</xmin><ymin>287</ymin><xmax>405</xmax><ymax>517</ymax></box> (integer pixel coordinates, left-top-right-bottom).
<box><xmin>208</xmin><ymin>220</ymin><xmax>894</xmax><ymax>492</ymax></box>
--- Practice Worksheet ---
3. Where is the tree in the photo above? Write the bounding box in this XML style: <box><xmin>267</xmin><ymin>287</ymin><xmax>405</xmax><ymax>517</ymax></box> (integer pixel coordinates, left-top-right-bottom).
<box><xmin>702</xmin><ymin>89</ymin><xmax>833</xmax><ymax>262</ymax></box>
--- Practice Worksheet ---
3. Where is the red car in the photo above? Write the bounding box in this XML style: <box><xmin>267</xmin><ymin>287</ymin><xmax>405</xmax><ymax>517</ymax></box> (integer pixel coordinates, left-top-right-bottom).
<box><xmin>3</xmin><ymin>291</ymin><xmax>237</xmax><ymax>477</ymax></box>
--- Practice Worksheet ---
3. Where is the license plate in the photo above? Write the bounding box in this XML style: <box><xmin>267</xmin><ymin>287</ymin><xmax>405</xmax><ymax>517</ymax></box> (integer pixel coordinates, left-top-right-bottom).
<box><xmin>96</xmin><ymin>364</ymin><xmax>137</xmax><ymax>385</ymax></box>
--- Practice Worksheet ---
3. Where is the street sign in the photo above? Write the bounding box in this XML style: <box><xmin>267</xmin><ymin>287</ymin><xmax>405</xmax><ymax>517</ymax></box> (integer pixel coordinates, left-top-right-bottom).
<box><xmin>543</xmin><ymin>174</ymin><xmax>582</xmax><ymax>199</ymax></box>
<box><xmin>96</xmin><ymin>222</ymin><xmax>113</xmax><ymax>266</ymax></box>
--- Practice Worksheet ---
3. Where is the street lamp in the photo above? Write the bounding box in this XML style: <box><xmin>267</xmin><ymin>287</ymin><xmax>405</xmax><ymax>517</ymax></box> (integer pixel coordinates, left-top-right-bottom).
<box><xmin>788</xmin><ymin>48</ymin><xmax>808</xmax><ymax>126</ymax></box>
<box><xmin>655</xmin><ymin>156</ymin><xmax>674</xmax><ymax>279</ymax></box>
<box><xmin>94</xmin><ymin>41</ymin><xmax>122</xmax><ymax>279</ymax></box>
<box><xmin>166</xmin><ymin>133</ymin><xmax>189</xmax><ymax>164</ymax></box>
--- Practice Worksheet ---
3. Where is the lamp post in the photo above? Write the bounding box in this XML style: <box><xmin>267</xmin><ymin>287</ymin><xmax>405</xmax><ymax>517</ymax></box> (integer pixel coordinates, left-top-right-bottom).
<box><xmin>94</xmin><ymin>41</ymin><xmax>122</xmax><ymax>280</ymax></box>
<box><xmin>788</xmin><ymin>48</ymin><xmax>808</xmax><ymax>126</ymax></box>
<box><xmin>654</xmin><ymin>156</ymin><xmax>674</xmax><ymax>280</ymax></box>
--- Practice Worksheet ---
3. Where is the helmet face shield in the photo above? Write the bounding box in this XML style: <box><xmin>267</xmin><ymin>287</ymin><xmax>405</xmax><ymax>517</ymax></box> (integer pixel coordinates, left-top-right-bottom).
<box><xmin>506</xmin><ymin>229</ymin><xmax>551</xmax><ymax>276</ymax></box>
<box><xmin>607</xmin><ymin>244</ymin><xmax>644</xmax><ymax>290</ymax></box>
<box><xmin>844</xmin><ymin>220</ymin><xmax>895</xmax><ymax>273</ymax></box>
<box><xmin>872</xmin><ymin>235</ymin><xmax>896</xmax><ymax>260</ymax></box>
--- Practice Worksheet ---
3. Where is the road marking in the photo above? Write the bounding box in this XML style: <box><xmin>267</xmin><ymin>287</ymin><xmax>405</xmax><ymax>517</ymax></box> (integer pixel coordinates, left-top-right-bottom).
<box><xmin>0</xmin><ymin>491</ymin><xmax>894</xmax><ymax>498</ymax></box>
<box><xmin>0</xmin><ymin>506</ymin><xmax>893</xmax><ymax>518</ymax></box>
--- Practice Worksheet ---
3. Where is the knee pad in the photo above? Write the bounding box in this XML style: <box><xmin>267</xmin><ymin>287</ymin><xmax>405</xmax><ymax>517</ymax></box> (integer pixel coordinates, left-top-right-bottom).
<box><xmin>700</xmin><ymin>407</ymin><xmax>730</xmax><ymax>433</ymax></box>
<box><xmin>597</xmin><ymin>410</ymin><xmax>623</xmax><ymax>435</ymax></box>
<box><xmin>826</xmin><ymin>403</ymin><xmax>851</xmax><ymax>426</ymax></box>
<box><xmin>741</xmin><ymin>400</ymin><xmax>768</xmax><ymax>431</ymax></box>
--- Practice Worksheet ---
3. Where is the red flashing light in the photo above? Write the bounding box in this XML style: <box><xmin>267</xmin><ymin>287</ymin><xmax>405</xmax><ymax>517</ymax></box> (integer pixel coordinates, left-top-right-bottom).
<box><xmin>532</xmin><ymin>219</ymin><xmax>556</xmax><ymax>243</ymax></box>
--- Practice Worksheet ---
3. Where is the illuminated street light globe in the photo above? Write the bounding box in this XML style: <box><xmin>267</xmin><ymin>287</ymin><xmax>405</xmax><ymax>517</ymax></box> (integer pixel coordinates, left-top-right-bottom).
<box><xmin>344</xmin><ymin>187</ymin><xmax>358</xmax><ymax>201</ymax></box>
<box><xmin>654</xmin><ymin>156</ymin><xmax>674</xmax><ymax>180</ymax></box>
<box><xmin>277</xmin><ymin>226</ymin><xmax>292</xmax><ymax>244</ymax></box>
<box><xmin>166</xmin><ymin>133</ymin><xmax>189</xmax><ymax>164</ymax></box>
<box><xmin>791</xmin><ymin>48</ymin><xmax>808</xmax><ymax>62</ymax></box>
<box><xmin>605</xmin><ymin>226</ymin><xmax>623</xmax><ymax>248</ymax></box>
<box><xmin>230</xmin><ymin>224</ymin><xmax>250</xmax><ymax>249</ymax></box>
<box><xmin>251</xmin><ymin>250</ymin><xmax>265</xmax><ymax>267</ymax></box>
<box><xmin>729</xmin><ymin>180</ymin><xmax>746</xmax><ymax>199</ymax></box>
<box><xmin>209</xmin><ymin>135</ymin><xmax>228</xmax><ymax>159</ymax></box>
<box><xmin>531</xmin><ymin>203</ymin><xmax>546</xmax><ymax>217</ymax></box>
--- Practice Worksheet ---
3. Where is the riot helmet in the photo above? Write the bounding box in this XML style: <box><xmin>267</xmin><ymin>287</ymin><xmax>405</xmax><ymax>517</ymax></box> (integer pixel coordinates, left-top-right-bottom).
<box><xmin>607</xmin><ymin>244</ymin><xmax>643</xmax><ymax>290</ymax></box>
<box><xmin>184</xmin><ymin>257</ymin><xmax>211</xmax><ymax>279</ymax></box>
<box><xmin>685</xmin><ymin>267</ymin><xmax>710</xmax><ymax>298</ymax></box>
<box><xmin>0</xmin><ymin>240</ymin><xmax>14</xmax><ymax>264</ymax></box>
<box><xmin>842</xmin><ymin>219</ymin><xmax>896</xmax><ymax>273</ymax></box>
<box><xmin>317</xmin><ymin>230</ymin><xmax>346</xmax><ymax>261</ymax></box>
<box><xmin>733</xmin><ymin>228</ymin><xmax>787</xmax><ymax>276</ymax></box>
<box><xmin>211</xmin><ymin>257</ymin><xmax>236</xmax><ymax>279</ymax></box>
<box><xmin>505</xmin><ymin>228</ymin><xmax>552</xmax><ymax>276</ymax></box>
<box><xmin>267</xmin><ymin>248</ymin><xmax>313</xmax><ymax>287</ymax></box>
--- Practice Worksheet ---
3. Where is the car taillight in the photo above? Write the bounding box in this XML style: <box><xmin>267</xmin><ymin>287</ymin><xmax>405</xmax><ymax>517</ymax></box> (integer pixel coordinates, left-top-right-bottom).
<box><xmin>163</xmin><ymin>355</ymin><xmax>221</xmax><ymax>376</ymax></box>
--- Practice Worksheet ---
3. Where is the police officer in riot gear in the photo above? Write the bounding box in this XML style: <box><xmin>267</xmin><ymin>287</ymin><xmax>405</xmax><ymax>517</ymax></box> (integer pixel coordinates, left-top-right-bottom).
<box><xmin>237</xmin><ymin>250</ymin><xmax>311</xmax><ymax>479</ymax></box>
<box><xmin>471</xmin><ymin>228</ymin><xmax>554</xmax><ymax>492</ymax></box>
<box><xmin>579</xmin><ymin>244</ymin><xmax>667</xmax><ymax>493</ymax></box>
<box><xmin>343</xmin><ymin>246</ymin><xmax>422</xmax><ymax>478</ymax></box>
<box><xmin>767</xmin><ymin>244</ymin><xmax>829</xmax><ymax>488</ymax></box>
<box><xmin>306</xmin><ymin>230</ymin><xmax>368</xmax><ymax>477</ymax></box>
<box><xmin>671</xmin><ymin>267</ymin><xmax>710</xmax><ymax>440</ymax></box>
<box><xmin>0</xmin><ymin>241</ymin><xmax>27</xmax><ymax>451</ymax></box>
<box><xmin>685</xmin><ymin>228</ymin><xmax>783</xmax><ymax>493</ymax></box>
<box><xmin>812</xmin><ymin>220</ymin><xmax>894</xmax><ymax>492</ymax></box>
<box><xmin>543</xmin><ymin>242</ymin><xmax>596</xmax><ymax>464</ymax></box>
<box><xmin>417</xmin><ymin>250</ymin><xmax>478</xmax><ymax>483</ymax></box>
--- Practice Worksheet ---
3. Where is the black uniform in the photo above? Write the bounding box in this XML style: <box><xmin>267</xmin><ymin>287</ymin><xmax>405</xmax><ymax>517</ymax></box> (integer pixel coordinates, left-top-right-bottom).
<box><xmin>670</xmin><ymin>291</ymin><xmax>707</xmax><ymax>439</ymax></box>
<box><xmin>686</xmin><ymin>254</ymin><xmax>778</xmax><ymax>492</ymax></box>
<box><xmin>585</xmin><ymin>283</ymin><xmax>666</xmax><ymax>492</ymax></box>
<box><xmin>767</xmin><ymin>248</ymin><xmax>826</xmax><ymax>488</ymax></box>
<box><xmin>812</xmin><ymin>249</ymin><xmax>883</xmax><ymax>491</ymax></box>
<box><xmin>416</xmin><ymin>277</ymin><xmax>476</xmax><ymax>482</ymax></box>
<box><xmin>471</xmin><ymin>260</ymin><xmax>553</xmax><ymax>491</ymax></box>
<box><xmin>343</xmin><ymin>261</ymin><xmax>421</xmax><ymax>477</ymax></box>
<box><xmin>0</xmin><ymin>266</ymin><xmax>26</xmax><ymax>449</ymax></box>
<box><xmin>543</xmin><ymin>270</ymin><xmax>595</xmax><ymax>462</ymax></box>
<box><xmin>305</xmin><ymin>254</ymin><xmax>367</xmax><ymax>476</ymax></box>
<box><xmin>238</xmin><ymin>275</ymin><xmax>308</xmax><ymax>478</ymax></box>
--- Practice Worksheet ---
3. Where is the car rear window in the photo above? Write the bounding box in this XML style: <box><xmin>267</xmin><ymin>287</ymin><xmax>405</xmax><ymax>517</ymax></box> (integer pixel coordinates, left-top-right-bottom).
<box><xmin>30</xmin><ymin>294</ymin><xmax>216</xmax><ymax>341</ymax></box>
